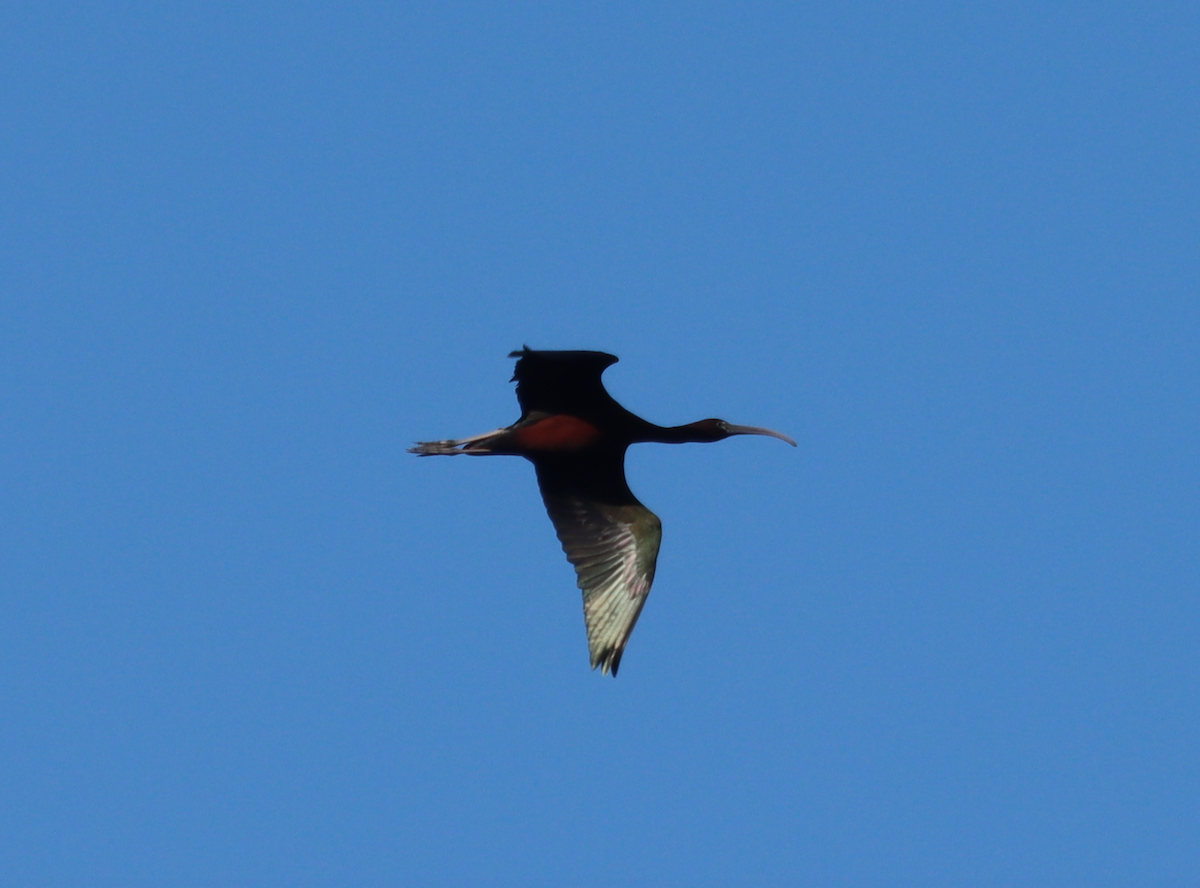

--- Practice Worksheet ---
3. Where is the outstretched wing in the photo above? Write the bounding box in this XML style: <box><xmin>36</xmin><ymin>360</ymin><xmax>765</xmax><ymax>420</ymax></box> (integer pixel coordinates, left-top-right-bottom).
<box><xmin>539</xmin><ymin>491</ymin><xmax>662</xmax><ymax>676</ymax></box>
<box><xmin>509</xmin><ymin>347</ymin><xmax>621</xmax><ymax>419</ymax></box>
<box><xmin>512</xmin><ymin>349</ymin><xmax>660</xmax><ymax>674</ymax></box>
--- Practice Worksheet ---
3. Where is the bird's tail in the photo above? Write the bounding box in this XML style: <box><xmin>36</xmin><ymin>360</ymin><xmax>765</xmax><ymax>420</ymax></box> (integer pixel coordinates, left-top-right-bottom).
<box><xmin>408</xmin><ymin>427</ymin><xmax>511</xmax><ymax>456</ymax></box>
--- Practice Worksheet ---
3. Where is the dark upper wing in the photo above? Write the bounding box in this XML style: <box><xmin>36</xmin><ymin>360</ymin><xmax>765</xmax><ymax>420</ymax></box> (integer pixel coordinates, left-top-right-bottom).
<box><xmin>532</xmin><ymin>450</ymin><xmax>661</xmax><ymax>676</ymax></box>
<box><xmin>508</xmin><ymin>347</ymin><xmax>621</xmax><ymax>419</ymax></box>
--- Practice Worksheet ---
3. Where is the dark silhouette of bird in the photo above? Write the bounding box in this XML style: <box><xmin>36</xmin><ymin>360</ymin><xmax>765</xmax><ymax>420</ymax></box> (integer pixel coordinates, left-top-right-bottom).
<box><xmin>410</xmin><ymin>347</ymin><xmax>796</xmax><ymax>675</ymax></box>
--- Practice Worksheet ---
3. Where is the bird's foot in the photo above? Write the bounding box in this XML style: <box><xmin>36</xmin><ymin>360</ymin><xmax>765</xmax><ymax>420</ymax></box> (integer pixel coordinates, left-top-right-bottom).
<box><xmin>408</xmin><ymin>427</ymin><xmax>511</xmax><ymax>456</ymax></box>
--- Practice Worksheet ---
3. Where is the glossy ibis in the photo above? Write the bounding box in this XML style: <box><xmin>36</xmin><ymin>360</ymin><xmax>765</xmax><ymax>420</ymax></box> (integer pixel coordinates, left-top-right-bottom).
<box><xmin>410</xmin><ymin>347</ymin><xmax>796</xmax><ymax>676</ymax></box>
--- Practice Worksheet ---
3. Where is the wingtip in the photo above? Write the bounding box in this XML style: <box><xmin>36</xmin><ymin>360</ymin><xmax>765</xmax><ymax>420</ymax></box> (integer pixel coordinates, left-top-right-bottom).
<box><xmin>591</xmin><ymin>646</ymin><xmax>624</xmax><ymax>677</ymax></box>
<box><xmin>508</xmin><ymin>345</ymin><xmax>531</xmax><ymax>381</ymax></box>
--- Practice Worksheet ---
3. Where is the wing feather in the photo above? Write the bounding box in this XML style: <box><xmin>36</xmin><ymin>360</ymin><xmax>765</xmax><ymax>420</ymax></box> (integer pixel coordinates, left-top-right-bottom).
<box><xmin>540</xmin><ymin>492</ymin><xmax>662</xmax><ymax>675</ymax></box>
<box><xmin>508</xmin><ymin>347</ymin><xmax>621</xmax><ymax>419</ymax></box>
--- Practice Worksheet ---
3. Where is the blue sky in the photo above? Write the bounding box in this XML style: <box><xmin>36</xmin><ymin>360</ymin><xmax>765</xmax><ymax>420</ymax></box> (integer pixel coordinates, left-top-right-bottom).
<box><xmin>3</xmin><ymin>3</ymin><xmax>1198</xmax><ymax>885</ymax></box>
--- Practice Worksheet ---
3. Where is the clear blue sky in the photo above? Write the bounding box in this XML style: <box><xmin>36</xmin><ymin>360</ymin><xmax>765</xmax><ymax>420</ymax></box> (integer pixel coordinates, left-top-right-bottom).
<box><xmin>3</xmin><ymin>3</ymin><xmax>1197</xmax><ymax>885</ymax></box>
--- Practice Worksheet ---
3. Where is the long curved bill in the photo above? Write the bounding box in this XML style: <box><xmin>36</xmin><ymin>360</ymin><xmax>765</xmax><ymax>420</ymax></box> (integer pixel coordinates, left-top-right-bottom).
<box><xmin>725</xmin><ymin>424</ymin><xmax>797</xmax><ymax>446</ymax></box>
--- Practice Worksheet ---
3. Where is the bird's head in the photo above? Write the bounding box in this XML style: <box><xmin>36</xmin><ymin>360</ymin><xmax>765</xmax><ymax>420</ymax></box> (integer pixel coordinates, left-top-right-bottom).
<box><xmin>684</xmin><ymin>418</ymin><xmax>797</xmax><ymax>446</ymax></box>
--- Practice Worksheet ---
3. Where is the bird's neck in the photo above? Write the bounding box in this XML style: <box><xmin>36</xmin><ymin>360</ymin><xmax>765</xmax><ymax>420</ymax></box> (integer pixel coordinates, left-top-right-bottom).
<box><xmin>637</xmin><ymin>420</ymin><xmax>721</xmax><ymax>445</ymax></box>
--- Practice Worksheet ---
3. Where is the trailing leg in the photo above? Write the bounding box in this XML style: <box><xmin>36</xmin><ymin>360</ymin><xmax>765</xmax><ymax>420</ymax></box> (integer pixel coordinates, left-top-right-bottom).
<box><xmin>408</xmin><ymin>428</ymin><xmax>512</xmax><ymax>456</ymax></box>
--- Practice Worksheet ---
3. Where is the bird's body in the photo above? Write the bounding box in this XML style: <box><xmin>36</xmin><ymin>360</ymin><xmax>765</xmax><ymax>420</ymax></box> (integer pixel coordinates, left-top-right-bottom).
<box><xmin>411</xmin><ymin>347</ymin><xmax>795</xmax><ymax>675</ymax></box>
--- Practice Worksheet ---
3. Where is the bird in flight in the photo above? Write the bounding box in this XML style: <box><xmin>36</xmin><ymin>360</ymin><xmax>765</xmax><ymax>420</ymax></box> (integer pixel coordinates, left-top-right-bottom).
<box><xmin>410</xmin><ymin>347</ymin><xmax>796</xmax><ymax>675</ymax></box>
